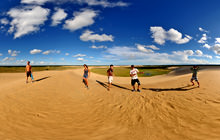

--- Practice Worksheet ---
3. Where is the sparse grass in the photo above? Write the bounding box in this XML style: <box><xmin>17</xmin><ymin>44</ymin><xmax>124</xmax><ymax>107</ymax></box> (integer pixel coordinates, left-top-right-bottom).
<box><xmin>91</xmin><ymin>67</ymin><xmax>171</xmax><ymax>77</ymax></box>
<box><xmin>0</xmin><ymin>66</ymin><xmax>79</xmax><ymax>73</ymax></box>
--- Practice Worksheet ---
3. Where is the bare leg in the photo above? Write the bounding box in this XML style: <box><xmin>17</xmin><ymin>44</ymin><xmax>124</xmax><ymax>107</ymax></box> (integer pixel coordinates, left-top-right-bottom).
<box><xmin>26</xmin><ymin>77</ymin><xmax>28</xmax><ymax>83</ymax></box>
<box><xmin>197</xmin><ymin>81</ymin><xmax>200</xmax><ymax>87</ymax></box>
<box><xmin>108</xmin><ymin>83</ymin><xmax>112</xmax><ymax>91</ymax></box>
<box><xmin>191</xmin><ymin>80</ymin><xmax>194</xmax><ymax>86</ymax></box>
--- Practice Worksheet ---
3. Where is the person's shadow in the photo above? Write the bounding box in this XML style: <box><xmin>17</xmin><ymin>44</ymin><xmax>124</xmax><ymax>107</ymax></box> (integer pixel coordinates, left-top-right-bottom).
<box><xmin>96</xmin><ymin>80</ymin><xmax>131</xmax><ymax>91</ymax></box>
<box><xmin>142</xmin><ymin>85</ymin><xmax>198</xmax><ymax>92</ymax></box>
<box><xmin>33</xmin><ymin>76</ymin><xmax>50</xmax><ymax>82</ymax></box>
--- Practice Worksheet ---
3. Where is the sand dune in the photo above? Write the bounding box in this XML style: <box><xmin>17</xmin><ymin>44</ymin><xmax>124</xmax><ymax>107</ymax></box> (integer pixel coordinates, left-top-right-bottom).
<box><xmin>0</xmin><ymin>68</ymin><xmax>220</xmax><ymax>140</ymax></box>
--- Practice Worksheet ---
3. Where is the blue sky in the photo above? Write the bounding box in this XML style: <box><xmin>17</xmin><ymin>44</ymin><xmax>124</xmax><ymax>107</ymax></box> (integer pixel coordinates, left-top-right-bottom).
<box><xmin>0</xmin><ymin>0</ymin><xmax>220</xmax><ymax>65</ymax></box>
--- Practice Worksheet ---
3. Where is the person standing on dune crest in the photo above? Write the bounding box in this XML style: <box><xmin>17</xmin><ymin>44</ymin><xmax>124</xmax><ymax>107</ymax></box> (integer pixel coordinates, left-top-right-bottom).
<box><xmin>83</xmin><ymin>64</ymin><xmax>90</xmax><ymax>89</ymax></box>
<box><xmin>107</xmin><ymin>64</ymin><xmax>114</xmax><ymax>91</ymax></box>
<box><xmin>130</xmin><ymin>65</ymin><xmax>143</xmax><ymax>92</ymax></box>
<box><xmin>25</xmin><ymin>61</ymin><xmax>32</xmax><ymax>83</ymax></box>
<box><xmin>191</xmin><ymin>65</ymin><xmax>200</xmax><ymax>88</ymax></box>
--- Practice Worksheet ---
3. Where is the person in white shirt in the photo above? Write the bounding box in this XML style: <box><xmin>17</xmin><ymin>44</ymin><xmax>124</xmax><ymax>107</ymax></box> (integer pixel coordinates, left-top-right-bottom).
<box><xmin>130</xmin><ymin>65</ymin><xmax>142</xmax><ymax>92</ymax></box>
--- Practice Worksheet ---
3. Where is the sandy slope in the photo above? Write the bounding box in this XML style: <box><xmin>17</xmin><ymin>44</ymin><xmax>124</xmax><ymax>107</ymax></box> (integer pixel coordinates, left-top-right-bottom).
<box><xmin>0</xmin><ymin>68</ymin><xmax>220</xmax><ymax>140</ymax></box>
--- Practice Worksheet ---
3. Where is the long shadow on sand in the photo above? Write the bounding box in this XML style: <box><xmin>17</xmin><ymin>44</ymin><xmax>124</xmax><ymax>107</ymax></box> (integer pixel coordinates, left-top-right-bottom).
<box><xmin>33</xmin><ymin>76</ymin><xmax>50</xmax><ymax>82</ymax></box>
<box><xmin>109</xmin><ymin>83</ymin><xmax>131</xmax><ymax>91</ymax></box>
<box><xmin>142</xmin><ymin>85</ymin><xmax>198</xmax><ymax>92</ymax></box>
<box><xmin>96</xmin><ymin>80</ymin><xmax>108</xmax><ymax>89</ymax></box>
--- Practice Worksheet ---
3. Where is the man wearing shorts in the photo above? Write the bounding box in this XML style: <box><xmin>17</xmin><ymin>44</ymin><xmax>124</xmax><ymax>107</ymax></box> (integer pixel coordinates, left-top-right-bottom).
<box><xmin>25</xmin><ymin>61</ymin><xmax>32</xmax><ymax>83</ymax></box>
<box><xmin>107</xmin><ymin>64</ymin><xmax>114</xmax><ymax>91</ymax></box>
<box><xmin>130</xmin><ymin>65</ymin><xmax>141</xmax><ymax>92</ymax></box>
<box><xmin>191</xmin><ymin>65</ymin><xmax>200</xmax><ymax>87</ymax></box>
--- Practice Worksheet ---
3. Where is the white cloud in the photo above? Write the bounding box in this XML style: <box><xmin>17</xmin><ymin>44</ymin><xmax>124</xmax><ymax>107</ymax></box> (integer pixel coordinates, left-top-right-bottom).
<box><xmin>198</xmin><ymin>34</ymin><xmax>207</xmax><ymax>44</ymax></box>
<box><xmin>40</xmin><ymin>61</ymin><xmax>45</xmax><ymax>64</ymax></box>
<box><xmin>63</xmin><ymin>9</ymin><xmax>98</xmax><ymax>32</ymax></box>
<box><xmin>203</xmin><ymin>44</ymin><xmax>211</xmax><ymax>49</ymax></box>
<box><xmin>105</xmin><ymin>46</ymin><xmax>207</xmax><ymax>64</ymax></box>
<box><xmin>91</xmin><ymin>45</ymin><xmax>107</xmax><ymax>49</ymax></box>
<box><xmin>8</xmin><ymin>49</ymin><xmax>20</xmax><ymax>56</ymax></box>
<box><xmin>73</xmin><ymin>54</ymin><xmax>86</xmax><ymax>57</ymax></box>
<box><xmin>65</xmin><ymin>53</ymin><xmax>69</xmax><ymax>56</ymax></box>
<box><xmin>80</xmin><ymin>30</ymin><xmax>114</xmax><ymax>42</ymax></box>
<box><xmin>215</xmin><ymin>38</ymin><xmax>220</xmax><ymax>44</ymax></box>
<box><xmin>7</xmin><ymin>6</ymin><xmax>50</xmax><ymax>39</ymax></box>
<box><xmin>195</xmin><ymin>50</ymin><xmax>203</xmax><ymax>56</ymax></box>
<box><xmin>61</xmin><ymin>58</ymin><xmax>65</xmax><ymax>61</ymax></box>
<box><xmin>199</xmin><ymin>27</ymin><xmax>208</xmax><ymax>33</ymax></box>
<box><xmin>30</xmin><ymin>49</ymin><xmax>42</xmax><ymax>54</ymax></box>
<box><xmin>21</xmin><ymin>0</ymin><xmax>51</xmax><ymax>5</ymax></box>
<box><xmin>21</xmin><ymin>0</ymin><xmax>129</xmax><ymax>8</ymax></box>
<box><xmin>150</xmin><ymin>26</ymin><xmax>192</xmax><ymax>45</ymax></box>
<box><xmin>77</xmin><ymin>57</ymin><xmax>84</xmax><ymax>61</ymax></box>
<box><xmin>212</xmin><ymin>44</ymin><xmax>220</xmax><ymax>55</ymax></box>
<box><xmin>136</xmin><ymin>44</ymin><xmax>159</xmax><ymax>50</ymax></box>
<box><xmin>42</xmin><ymin>50</ymin><xmax>60</xmax><ymax>55</ymax></box>
<box><xmin>2</xmin><ymin>57</ymin><xmax>16</xmax><ymax>62</ymax></box>
<box><xmin>136</xmin><ymin>44</ymin><xmax>154</xmax><ymax>53</ymax></box>
<box><xmin>51</xmin><ymin>8</ymin><xmax>67</xmax><ymax>26</ymax></box>
<box><xmin>0</xmin><ymin>53</ymin><xmax>2</xmax><ymax>56</ymax></box>
<box><xmin>216</xmin><ymin>56</ymin><xmax>220</xmax><ymax>59</ymax></box>
<box><xmin>0</xmin><ymin>18</ymin><xmax>9</xmax><ymax>25</ymax></box>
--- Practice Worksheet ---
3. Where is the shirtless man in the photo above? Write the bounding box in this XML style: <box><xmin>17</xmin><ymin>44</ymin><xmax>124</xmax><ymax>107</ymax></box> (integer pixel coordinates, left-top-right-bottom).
<box><xmin>25</xmin><ymin>61</ymin><xmax>32</xmax><ymax>83</ymax></box>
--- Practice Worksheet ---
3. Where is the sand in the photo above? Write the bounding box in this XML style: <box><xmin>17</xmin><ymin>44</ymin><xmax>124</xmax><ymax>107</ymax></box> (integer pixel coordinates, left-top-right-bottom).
<box><xmin>0</xmin><ymin>67</ymin><xmax>220</xmax><ymax>140</ymax></box>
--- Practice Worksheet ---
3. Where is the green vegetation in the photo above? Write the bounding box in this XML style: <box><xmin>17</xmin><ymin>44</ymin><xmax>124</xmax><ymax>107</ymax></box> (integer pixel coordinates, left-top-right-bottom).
<box><xmin>0</xmin><ymin>66</ymin><xmax>79</xmax><ymax>73</ymax></box>
<box><xmin>91</xmin><ymin>66</ymin><xmax>171</xmax><ymax>77</ymax></box>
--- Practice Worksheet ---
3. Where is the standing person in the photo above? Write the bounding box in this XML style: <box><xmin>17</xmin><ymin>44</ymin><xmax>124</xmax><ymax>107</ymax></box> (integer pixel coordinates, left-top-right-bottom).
<box><xmin>191</xmin><ymin>65</ymin><xmax>200</xmax><ymax>87</ymax></box>
<box><xmin>25</xmin><ymin>61</ymin><xmax>32</xmax><ymax>83</ymax></box>
<box><xmin>107</xmin><ymin>64</ymin><xmax>114</xmax><ymax>91</ymax></box>
<box><xmin>130</xmin><ymin>65</ymin><xmax>142</xmax><ymax>92</ymax></box>
<box><xmin>83</xmin><ymin>64</ymin><xmax>90</xmax><ymax>89</ymax></box>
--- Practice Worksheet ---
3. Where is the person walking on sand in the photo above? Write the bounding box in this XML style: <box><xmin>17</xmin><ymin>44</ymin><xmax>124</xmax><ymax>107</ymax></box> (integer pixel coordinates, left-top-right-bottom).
<box><xmin>191</xmin><ymin>65</ymin><xmax>200</xmax><ymax>87</ymax></box>
<box><xmin>83</xmin><ymin>64</ymin><xmax>90</xmax><ymax>89</ymax></box>
<box><xmin>130</xmin><ymin>65</ymin><xmax>143</xmax><ymax>92</ymax></box>
<box><xmin>107</xmin><ymin>64</ymin><xmax>114</xmax><ymax>91</ymax></box>
<box><xmin>25</xmin><ymin>61</ymin><xmax>32</xmax><ymax>83</ymax></box>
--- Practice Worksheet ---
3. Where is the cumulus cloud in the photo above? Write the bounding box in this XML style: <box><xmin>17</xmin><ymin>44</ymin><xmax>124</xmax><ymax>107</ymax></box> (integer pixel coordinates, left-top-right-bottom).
<box><xmin>51</xmin><ymin>8</ymin><xmax>67</xmax><ymax>26</ymax></box>
<box><xmin>195</xmin><ymin>50</ymin><xmax>203</xmax><ymax>56</ymax></box>
<box><xmin>216</xmin><ymin>56</ymin><xmax>220</xmax><ymax>59</ymax></box>
<box><xmin>73</xmin><ymin>54</ymin><xmax>86</xmax><ymax>57</ymax></box>
<box><xmin>42</xmin><ymin>50</ymin><xmax>60</xmax><ymax>55</ymax></box>
<box><xmin>105</xmin><ymin>46</ymin><xmax>207</xmax><ymax>64</ymax></box>
<box><xmin>91</xmin><ymin>45</ymin><xmax>107</xmax><ymax>49</ymax></box>
<box><xmin>136</xmin><ymin>44</ymin><xmax>154</xmax><ymax>53</ymax></box>
<box><xmin>0</xmin><ymin>18</ymin><xmax>9</xmax><ymax>25</ymax></box>
<box><xmin>150</xmin><ymin>26</ymin><xmax>192</xmax><ymax>45</ymax></box>
<box><xmin>0</xmin><ymin>53</ymin><xmax>2</xmax><ymax>56</ymax></box>
<box><xmin>63</xmin><ymin>9</ymin><xmax>98</xmax><ymax>31</ymax></box>
<box><xmin>77</xmin><ymin>57</ymin><xmax>84</xmax><ymax>61</ymax></box>
<box><xmin>65</xmin><ymin>53</ymin><xmax>69</xmax><ymax>56</ymax></box>
<box><xmin>30</xmin><ymin>49</ymin><xmax>42</xmax><ymax>54</ymax></box>
<box><xmin>199</xmin><ymin>27</ymin><xmax>208</xmax><ymax>33</ymax></box>
<box><xmin>136</xmin><ymin>44</ymin><xmax>159</xmax><ymax>50</ymax></box>
<box><xmin>198</xmin><ymin>34</ymin><xmax>207</xmax><ymax>44</ymax></box>
<box><xmin>7</xmin><ymin>6</ymin><xmax>50</xmax><ymax>39</ymax></box>
<box><xmin>21</xmin><ymin>0</ymin><xmax>129</xmax><ymax>8</ymax></box>
<box><xmin>8</xmin><ymin>49</ymin><xmax>20</xmax><ymax>56</ymax></box>
<box><xmin>215</xmin><ymin>38</ymin><xmax>220</xmax><ymax>44</ymax></box>
<box><xmin>21</xmin><ymin>0</ymin><xmax>51</xmax><ymax>5</ymax></box>
<box><xmin>80</xmin><ymin>30</ymin><xmax>114</xmax><ymax>42</ymax></box>
<box><xmin>203</xmin><ymin>44</ymin><xmax>211</xmax><ymax>49</ymax></box>
<box><xmin>2</xmin><ymin>57</ymin><xmax>16</xmax><ymax>62</ymax></box>
<box><xmin>212</xmin><ymin>44</ymin><xmax>220</xmax><ymax>55</ymax></box>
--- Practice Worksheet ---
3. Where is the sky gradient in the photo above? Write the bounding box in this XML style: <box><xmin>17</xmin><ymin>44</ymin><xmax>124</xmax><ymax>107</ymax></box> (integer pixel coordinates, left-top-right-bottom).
<box><xmin>1</xmin><ymin>0</ymin><xmax>220</xmax><ymax>65</ymax></box>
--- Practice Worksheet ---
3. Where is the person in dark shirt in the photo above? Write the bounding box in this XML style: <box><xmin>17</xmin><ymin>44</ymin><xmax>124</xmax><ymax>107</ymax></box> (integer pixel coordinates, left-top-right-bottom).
<box><xmin>191</xmin><ymin>65</ymin><xmax>200</xmax><ymax>87</ymax></box>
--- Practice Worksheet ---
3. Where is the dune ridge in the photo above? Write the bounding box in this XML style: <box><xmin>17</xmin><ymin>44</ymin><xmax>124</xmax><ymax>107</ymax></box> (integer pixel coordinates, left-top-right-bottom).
<box><xmin>0</xmin><ymin>68</ymin><xmax>220</xmax><ymax>140</ymax></box>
